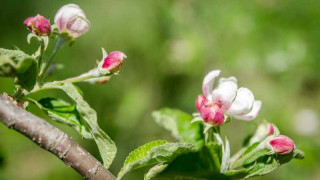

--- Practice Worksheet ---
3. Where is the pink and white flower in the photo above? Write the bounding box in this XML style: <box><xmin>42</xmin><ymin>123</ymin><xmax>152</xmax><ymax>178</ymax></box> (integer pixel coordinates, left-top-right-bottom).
<box><xmin>54</xmin><ymin>4</ymin><xmax>90</xmax><ymax>38</ymax></box>
<box><xmin>196</xmin><ymin>70</ymin><xmax>262</xmax><ymax>126</ymax></box>
<box><xmin>268</xmin><ymin>135</ymin><xmax>295</xmax><ymax>155</ymax></box>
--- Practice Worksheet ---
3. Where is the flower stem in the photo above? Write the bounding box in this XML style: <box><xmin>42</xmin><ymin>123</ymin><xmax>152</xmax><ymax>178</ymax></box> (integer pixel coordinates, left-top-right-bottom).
<box><xmin>39</xmin><ymin>36</ymin><xmax>66</xmax><ymax>82</ymax></box>
<box><xmin>38</xmin><ymin>38</ymin><xmax>45</xmax><ymax>69</ymax></box>
<box><xmin>54</xmin><ymin>73</ymin><xmax>95</xmax><ymax>84</ymax></box>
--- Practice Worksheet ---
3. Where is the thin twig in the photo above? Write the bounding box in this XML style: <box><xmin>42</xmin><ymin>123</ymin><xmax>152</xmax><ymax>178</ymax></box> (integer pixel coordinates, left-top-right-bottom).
<box><xmin>0</xmin><ymin>95</ymin><xmax>116</xmax><ymax>180</ymax></box>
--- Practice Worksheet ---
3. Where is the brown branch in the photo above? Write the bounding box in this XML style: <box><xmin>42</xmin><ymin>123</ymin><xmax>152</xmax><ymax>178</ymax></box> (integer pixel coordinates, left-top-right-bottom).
<box><xmin>0</xmin><ymin>95</ymin><xmax>116</xmax><ymax>180</ymax></box>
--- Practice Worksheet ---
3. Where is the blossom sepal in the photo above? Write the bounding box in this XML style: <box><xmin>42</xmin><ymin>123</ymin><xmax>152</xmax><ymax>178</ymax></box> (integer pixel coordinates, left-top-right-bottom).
<box><xmin>27</xmin><ymin>33</ymin><xmax>49</xmax><ymax>51</ymax></box>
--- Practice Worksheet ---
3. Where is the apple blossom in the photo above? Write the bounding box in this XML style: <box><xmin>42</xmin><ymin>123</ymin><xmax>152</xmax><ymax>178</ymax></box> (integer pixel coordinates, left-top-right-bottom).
<box><xmin>249</xmin><ymin>122</ymin><xmax>276</xmax><ymax>145</ymax></box>
<box><xmin>268</xmin><ymin>135</ymin><xmax>295</xmax><ymax>155</ymax></box>
<box><xmin>54</xmin><ymin>4</ymin><xmax>90</xmax><ymax>38</ymax></box>
<box><xmin>24</xmin><ymin>15</ymin><xmax>51</xmax><ymax>36</ymax></box>
<box><xmin>196</xmin><ymin>70</ymin><xmax>261</xmax><ymax>126</ymax></box>
<box><xmin>102</xmin><ymin>51</ymin><xmax>127</xmax><ymax>73</ymax></box>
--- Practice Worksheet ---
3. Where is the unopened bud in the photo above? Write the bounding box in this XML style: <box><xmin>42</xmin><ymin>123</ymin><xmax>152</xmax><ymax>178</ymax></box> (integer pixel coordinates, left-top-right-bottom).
<box><xmin>195</xmin><ymin>94</ymin><xmax>208</xmax><ymax>112</ymax></box>
<box><xmin>24</xmin><ymin>15</ymin><xmax>51</xmax><ymax>36</ymax></box>
<box><xmin>268</xmin><ymin>135</ymin><xmax>295</xmax><ymax>155</ymax></box>
<box><xmin>201</xmin><ymin>104</ymin><xmax>225</xmax><ymax>126</ymax></box>
<box><xmin>250</xmin><ymin>122</ymin><xmax>276</xmax><ymax>145</ymax></box>
<box><xmin>102</xmin><ymin>51</ymin><xmax>127</xmax><ymax>73</ymax></box>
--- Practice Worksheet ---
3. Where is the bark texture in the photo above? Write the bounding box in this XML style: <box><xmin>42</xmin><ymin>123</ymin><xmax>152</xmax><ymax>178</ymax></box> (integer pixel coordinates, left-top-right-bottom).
<box><xmin>0</xmin><ymin>95</ymin><xmax>116</xmax><ymax>180</ymax></box>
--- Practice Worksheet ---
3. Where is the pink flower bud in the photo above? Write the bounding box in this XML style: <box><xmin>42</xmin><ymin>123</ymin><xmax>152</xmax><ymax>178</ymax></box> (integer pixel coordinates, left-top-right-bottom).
<box><xmin>195</xmin><ymin>95</ymin><xmax>208</xmax><ymax>112</ymax></box>
<box><xmin>267</xmin><ymin>123</ymin><xmax>274</xmax><ymax>136</ymax></box>
<box><xmin>24</xmin><ymin>15</ymin><xmax>51</xmax><ymax>36</ymax></box>
<box><xmin>201</xmin><ymin>104</ymin><xmax>225</xmax><ymax>126</ymax></box>
<box><xmin>269</xmin><ymin>135</ymin><xmax>295</xmax><ymax>155</ymax></box>
<box><xmin>102</xmin><ymin>51</ymin><xmax>127</xmax><ymax>73</ymax></box>
<box><xmin>54</xmin><ymin>4</ymin><xmax>90</xmax><ymax>38</ymax></box>
<box><xmin>250</xmin><ymin>122</ymin><xmax>275</xmax><ymax>145</ymax></box>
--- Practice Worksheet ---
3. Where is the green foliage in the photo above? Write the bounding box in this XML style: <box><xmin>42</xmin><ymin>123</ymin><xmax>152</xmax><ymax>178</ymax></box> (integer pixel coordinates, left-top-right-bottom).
<box><xmin>150</xmin><ymin>143</ymin><xmax>224</xmax><ymax>179</ymax></box>
<box><xmin>144</xmin><ymin>163</ymin><xmax>168</xmax><ymax>180</ymax></box>
<box><xmin>229</xmin><ymin>148</ymin><xmax>305</xmax><ymax>179</ymax></box>
<box><xmin>152</xmin><ymin>108</ymin><xmax>204</xmax><ymax>149</ymax></box>
<box><xmin>0</xmin><ymin>48</ymin><xmax>37</xmax><ymax>90</ymax></box>
<box><xmin>30</xmin><ymin>97</ymin><xmax>92</xmax><ymax>139</ymax></box>
<box><xmin>117</xmin><ymin>140</ymin><xmax>197</xmax><ymax>179</ymax></box>
<box><xmin>39</xmin><ymin>82</ymin><xmax>117</xmax><ymax>169</ymax></box>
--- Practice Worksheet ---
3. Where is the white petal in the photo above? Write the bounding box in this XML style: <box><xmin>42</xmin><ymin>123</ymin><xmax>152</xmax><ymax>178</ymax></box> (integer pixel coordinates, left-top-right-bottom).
<box><xmin>54</xmin><ymin>4</ymin><xmax>87</xmax><ymax>32</ymax></box>
<box><xmin>232</xmin><ymin>100</ymin><xmax>262</xmax><ymax>121</ymax></box>
<box><xmin>212</xmin><ymin>77</ymin><xmax>238</xmax><ymax>110</ymax></box>
<box><xmin>202</xmin><ymin>70</ymin><xmax>221</xmax><ymax>99</ymax></box>
<box><xmin>66</xmin><ymin>16</ymin><xmax>91</xmax><ymax>37</ymax></box>
<box><xmin>227</xmin><ymin>87</ymin><xmax>254</xmax><ymax>115</ymax></box>
<box><xmin>219</xmin><ymin>76</ymin><xmax>237</xmax><ymax>84</ymax></box>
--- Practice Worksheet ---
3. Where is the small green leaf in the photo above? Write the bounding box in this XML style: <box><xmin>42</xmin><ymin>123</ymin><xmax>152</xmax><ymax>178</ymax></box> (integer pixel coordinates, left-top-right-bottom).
<box><xmin>244</xmin><ymin>149</ymin><xmax>304</xmax><ymax>179</ymax></box>
<box><xmin>117</xmin><ymin>141</ymin><xmax>196</xmax><ymax>180</ymax></box>
<box><xmin>101</xmin><ymin>47</ymin><xmax>108</xmax><ymax>59</ymax></box>
<box><xmin>31</xmin><ymin>97</ymin><xmax>92</xmax><ymax>139</ymax></box>
<box><xmin>0</xmin><ymin>55</ymin><xmax>16</xmax><ymax>77</ymax></box>
<box><xmin>0</xmin><ymin>48</ymin><xmax>37</xmax><ymax>90</ymax></box>
<box><xmin>152</xmin><ymin>108</ymin><xmax>204</xmax><ymax>149</ymax></box>
<box><xmin>243</xmin><ymin>149</ymin><xmax>271</xmax><ymax>166</ymax></box>
<box><xmin>41</xmin><ymin>36</ymin><xmax>49</xmax><ymax>50</ymax></box>
<box><xmin>293</xmin><ymin>149</ymin><xmax>305</xmax><ymax>159</ymax></box>
<box><xmin>40</xmin><ymin>82</ymin><xmax>117</xmax><ymax>169</ymax></box>
<box><xmin>224</xmin><ymin>168</ymin><xmax>249</xmax><ymax>179</ymax></box>
<box><xmin>27</xmin><ymin>33</ymin><xmax>39</xmax><ymax>44</ymax></box>
<box><xmin>144</xmin><ymin>163</ymin><xmax>168</xmax><ymax>180</ymax></box>
<box><xmin>243</xmin><ymin>142</ymin><xmax>259</xmax><ymax>155</ymax></box>
<box><xmin>244</xmin><ymin>155</ymin><xmax>279</xmax><ymax>179</ymax></box>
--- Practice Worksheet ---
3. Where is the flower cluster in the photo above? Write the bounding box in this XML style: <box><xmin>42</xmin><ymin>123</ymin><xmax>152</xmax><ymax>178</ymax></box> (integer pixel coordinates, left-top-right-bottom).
<box><xmin>23</xmin><ymin>4</ymin><xmax>126</xmax><ymax>83</ymax></box>
<box><xmin>249</xmin><ymin>122</ymin><xmax>295</xmax><ymax>155</ymax></box>
<box><xmin>24</xmin><ymin>4</ymin><xmax>90</xmax><ymax>39</ymax></box>
<box><xmin>195</xmin><ymin>70</ymin><xmax>262</xmax><ymax>126</ymax></box>
<box><xmin>195</xmin><ymin>70</ymin><xmax>297</xmax><ymax>156</ymax></box>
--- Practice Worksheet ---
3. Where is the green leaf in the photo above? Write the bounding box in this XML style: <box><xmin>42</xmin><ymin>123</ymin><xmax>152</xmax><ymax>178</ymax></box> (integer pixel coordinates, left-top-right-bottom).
<box><xmin>243</xmin><ymin>149</ymin><xmax>271</xmax><ymax>166</ymax></box>
<box><xmin>30</xmin><ymin>97</ymin><xmax>92</xmax><ymax>139</ymax></box>
<box><xmin>144</xmin><ymin>163</ymin><xmax>168</xmax><ymax>180</ymax></box>
<box><xmin>293</xmin><ymin>149</ymin><xmax>305</xmax><ymax>159</ymax></box>
<box><xmin>244</xmin><ymin>155</ymin><xmax>279</xmax><ymax>179</ymax></box>
<box><xmin>152</xmin><ymin>108</ymin><xmax>204</xmax><ymax>149</ymax></box>
<box><xmin>224</xmin><ymin>168</ymin><xmax>250</xmax><ymax>179</ymax></box>
<box><xmin>117</xmin><ymin>140</ymin><xmax>196</xmax><ymax>180</ymax></box>
<box><xmin>40</xmin><ymin>82</ymin><xmax>116</xmax><ymax>169</ymax></box>
<box><xmin>0</xmin><ymin>48</ymin><xmax>37</xmax><ymax>90</ymax></box>
<box><xmin>244</xmin><ymin>149</ymin><xmax>305</xmax><ymax>179</ymax></box>
<box><xmin>243</xmin><ymin>142</ymin><xmax>259</xmax><ymax>155</ymax></box>
<box><xmin>143</xmin><ymin>142</ymin><xmax>222</xmax><ymax>180</ymax></box>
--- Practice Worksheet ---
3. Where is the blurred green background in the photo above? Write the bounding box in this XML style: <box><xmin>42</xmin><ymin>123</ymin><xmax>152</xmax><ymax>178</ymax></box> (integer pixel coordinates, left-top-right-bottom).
<box><xmin>0</xmin><ymin>0</ymin><xmax>319</xmax><ymax>179</ymax></box>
